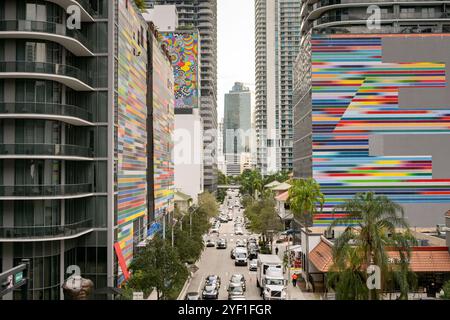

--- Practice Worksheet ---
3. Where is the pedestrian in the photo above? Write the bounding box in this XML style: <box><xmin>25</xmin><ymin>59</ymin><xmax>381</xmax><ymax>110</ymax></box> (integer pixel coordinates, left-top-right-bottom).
<box><xmin>292</xmin><ymin>273</ymin><xmax>298</xmax><ymax>287</ymax></box>
<box><xmin>275</xmin><ymin>247</ymin><xmax>279</xmax><ymax>255</ymax></box>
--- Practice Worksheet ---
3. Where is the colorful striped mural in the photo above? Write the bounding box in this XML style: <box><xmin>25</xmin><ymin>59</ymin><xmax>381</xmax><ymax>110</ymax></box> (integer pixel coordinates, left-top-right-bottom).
<box><xmin>159</xmin><ymin>32</ymin><xmax>200</xmax><ymax>110</ymax></box>
<box><xmin>311</xmin><ymin>35</ymin><xmax>450</xmax><ymax>226</ymax></box>
<box><xmin>152</xmin><ymin>38</ymin><xmax>175</xmax><ymax>220</ymax></box>
<box><xmin>116</xmin><ymin>0</ymin><xmax>149</xmax><ymax>285</ymax></box>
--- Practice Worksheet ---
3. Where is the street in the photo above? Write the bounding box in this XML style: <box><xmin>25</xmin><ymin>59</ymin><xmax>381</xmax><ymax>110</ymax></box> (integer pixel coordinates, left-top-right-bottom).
<box><xmin>185</xmin><ymin>192</ymin><xmax>263</xmax><ymax>300</ymax></box>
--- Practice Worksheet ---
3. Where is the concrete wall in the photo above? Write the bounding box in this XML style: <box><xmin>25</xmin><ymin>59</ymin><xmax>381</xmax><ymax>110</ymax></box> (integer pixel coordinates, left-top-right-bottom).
<box><xmin>143</xmin><ymin>5</ymin><xmax>178</xmax><ymax>31</ymax></box>
<box><xmin>174</xmin><ymin>110</ymin><xmax>204</xmax><ymax>203</ymax></box>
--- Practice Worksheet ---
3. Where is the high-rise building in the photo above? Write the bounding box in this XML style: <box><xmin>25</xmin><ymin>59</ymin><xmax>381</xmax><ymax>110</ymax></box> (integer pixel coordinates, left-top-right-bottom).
<box><xmin>217</xmin><ymin>120</ymin><xmax>226</xmax><ymax>174</ymax></box>
<box><xmin>224</xmin><ymin>83</ymin><xmax>251</xmax><ymax>176</ymax></box>
<box><xmin>157</xmin><ymin>29</ymin><xmax>204</xmax><ymax>203</ymax></box>
<box><xmin>145</xmin><ymin>0</ymin><xmax>218</xmax><ymax>192</ymax></box>
<box><xmin>293</xmin><ymin>1</ymin><xmax>450</xmax><ymax>227</ymax></box>
<box><xmin>0</xmin><ymin>0</ymin><xmax>174</xmax><ymax>300</ymax></box>
<box><xmin>255</xmin><ymin>0</ymin><xmax>301</xmax><ymax>175</ymax></box>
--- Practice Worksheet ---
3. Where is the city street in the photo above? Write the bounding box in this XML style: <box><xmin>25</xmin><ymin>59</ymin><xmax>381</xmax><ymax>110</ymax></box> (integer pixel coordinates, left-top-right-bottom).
<box><xmin>185</xmin><ymin>193</ymin><xmax>263</xmax><ymax>300</ymax></box>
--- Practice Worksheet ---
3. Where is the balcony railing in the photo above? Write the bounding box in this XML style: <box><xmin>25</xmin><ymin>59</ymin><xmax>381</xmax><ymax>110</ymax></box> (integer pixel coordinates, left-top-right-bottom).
<box><xmin>0</xmin><ymin>144</ymin><xmax>93</xmax><ymax>158</ymax></box>
<box><xmin>0</xmin><ymin>219</ymin><xmax>93</xmax><ymax>239</ymax></box>
<box><xmin>0</xmin><ymin>184</ymin><xmax>93</xmax><ymax>197</ymax></box>
<box><xmin>0</xmin><ymin>102</ymin><xmax>93</xmax><ymax>123</ymax></box>
<box><xmin>0</xmin><ymin>61</ymin><xmax>92</xmax><ymax>87</ymax></box>
<box><xmin>0</xmin><ymin>20</ymin><xmax>91</xmax><ymax>50</ymax></box>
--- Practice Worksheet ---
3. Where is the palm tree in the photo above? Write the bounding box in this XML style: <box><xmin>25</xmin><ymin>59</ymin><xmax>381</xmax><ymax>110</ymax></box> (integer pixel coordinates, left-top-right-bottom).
<box><xmin>288</xmin><ymin>178</ymin><xmax>325</xmax><ymax>289</ymax></box>
<box><xmin>327</xmin><ymin>192</ymin><xmax>416</xmax><ymax>300</ymax></box>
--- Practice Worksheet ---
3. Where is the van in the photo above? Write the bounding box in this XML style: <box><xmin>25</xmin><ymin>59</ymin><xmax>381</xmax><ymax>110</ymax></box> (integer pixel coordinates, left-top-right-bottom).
<box><xmin>234</xmin><ymin>247</ymin><xmax>248</xmax><ymax>266</ymax></box>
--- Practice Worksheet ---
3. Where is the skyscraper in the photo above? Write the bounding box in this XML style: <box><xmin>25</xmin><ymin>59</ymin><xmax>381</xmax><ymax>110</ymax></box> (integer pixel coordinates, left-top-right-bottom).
<box><xmin>255</xmin><ymin>0</ymin><xmax>301</xmax><ymax>175</ymax></box>
<box><xmin>293</xmin><ymin>1</ymin><xmax>450</xmax><ymax>227</ymax></box>
<box><xmin>223</xmin><ymin>83</ymin><xmax>251</xmax><ymax>176</ymax></box>
<box><xmin>145</xmin><ymin>0</ymin><xmax>218</xmax><ymax>192</ymax></box>
<box><xmin>0</xmin><ymin>0</ymin><xmax>174</xmax><ymax>299</ymax></box>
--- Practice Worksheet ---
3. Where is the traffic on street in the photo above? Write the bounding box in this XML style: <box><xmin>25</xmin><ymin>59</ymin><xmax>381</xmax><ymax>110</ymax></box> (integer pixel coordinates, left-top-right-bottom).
<box><xmin>183</xmin><ymin>188</ymin><xmax>291</xmax><ymax>300</ymax></box>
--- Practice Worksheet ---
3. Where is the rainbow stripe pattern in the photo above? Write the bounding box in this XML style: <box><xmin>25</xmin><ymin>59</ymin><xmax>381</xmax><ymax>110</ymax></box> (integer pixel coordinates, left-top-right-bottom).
<box><xmin>116</xmin><ymin>1</ymin><xmax>149</xmax><ymax>284</ymax></box>
<box><xmin>152</xmin><ymin>39</ymin><xmax>175</xmax><ymax>219</ymax></box>
<box><xmin>311</xmin><ymin>35</ymin><xmax>450</xmax><ymax>226</ymax></box>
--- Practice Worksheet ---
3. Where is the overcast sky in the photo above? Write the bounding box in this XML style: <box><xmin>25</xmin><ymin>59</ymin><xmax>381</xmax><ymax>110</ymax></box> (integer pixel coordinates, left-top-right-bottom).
<box><xmin>217</xmin><ymin>0</ymin><xmax>255</xmax><ymax>122</ymax></box>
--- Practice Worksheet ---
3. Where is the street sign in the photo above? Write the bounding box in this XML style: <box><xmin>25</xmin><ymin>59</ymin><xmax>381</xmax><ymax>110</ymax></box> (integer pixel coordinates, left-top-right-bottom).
<box><xmin>15</xmin><ymin>272</ymin><xmax>23</xmax><ymax>284</ymax></box>
<box><xmin>133</xmin><ymin>291</ymin><xmax>144</xmax><ymax>300</ymax></box>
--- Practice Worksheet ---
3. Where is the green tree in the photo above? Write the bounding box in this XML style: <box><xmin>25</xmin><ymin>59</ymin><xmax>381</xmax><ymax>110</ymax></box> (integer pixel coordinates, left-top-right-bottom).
<box><xmin>327</xmin><ymin>192</ymin><xmax>416</xmax><ymax>300</ymax></box>
<box><xmin>216</xmin><ymin>170</ymin><xmax>228</xmax><ymax>203</ymax></box>
<box><xmin>441</xmin><ymin>280</ymin><xmax>450</xmax><ymax>299</ymax></box>
<box><xmin>240</xmin><ymin>169</ymin><xmax>263</xmax><ymax>199</ymax></box>
<box><xmin>288</xmin><ymin>178</ymin><xmax>325</xmax><ymax>289</ymax></box>
<box><xmin>244</xmin><ymin>197</ymin><xmax>283</xmax><ymax>251</ymax></box>
<box><xmin>198</xmin><ymin>191</ymin><xmax>219</xmax><ymax>218</ymax></box>
<box><xmin>134</xmin><ymin>0</ymin><xmax>146</xmax><ymax>10</ymax></box>
<box><xmin>126</xmin><ymin>236</ymin><xmax>188</xmax><ymax>300</ymax></box>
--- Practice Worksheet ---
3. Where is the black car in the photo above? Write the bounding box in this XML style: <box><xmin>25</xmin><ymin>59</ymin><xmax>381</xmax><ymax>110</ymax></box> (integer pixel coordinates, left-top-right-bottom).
<box><xmin>202</xmin><ymin>284</ymin><xmax>219</xmax><ymax>300</ymax></box>
<box><xmin>205</xmin><ymin>275</ymin><xmax>221</xmax><ymax>288</ymax></box>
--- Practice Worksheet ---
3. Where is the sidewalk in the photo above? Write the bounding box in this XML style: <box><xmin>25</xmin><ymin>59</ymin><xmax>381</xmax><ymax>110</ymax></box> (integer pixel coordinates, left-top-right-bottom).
<box><xmin>273</xmin><ymin>237</ymin><xmax>320</xmax><ymax>300</ymax></box>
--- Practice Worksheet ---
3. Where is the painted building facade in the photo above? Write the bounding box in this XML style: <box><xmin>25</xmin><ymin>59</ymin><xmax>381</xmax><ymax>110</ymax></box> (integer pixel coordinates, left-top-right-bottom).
<box><xmin>295</xmin><ymin>34</ymin><xmax>450</xmax><ymax>227</ymax></box>
<box><xmin>115</xmin><ymin>0</ymin><xmax>149</xmax><ymax>286</ymax></box>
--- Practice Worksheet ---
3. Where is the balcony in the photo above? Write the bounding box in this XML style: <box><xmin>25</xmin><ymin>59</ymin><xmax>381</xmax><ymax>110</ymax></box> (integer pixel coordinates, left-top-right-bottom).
<box><xmin>47</xmin><ymin>0</ymin><xmax>96</xmax><ymax>21</ymax></box>
<box><xmin>0</xmin><ymin>184</ymin><xmax>93</xmax><ymax>200</ymax></box>
<box><xmin>0</xmin><ymin>144</ymin><xmax>94</xmax><ymax>160</ymax></box>
<box><xmin>0</xmin><ymin>219</ymin><xmax>94</xmax><ymax>242</ymax></box>
<box><xmin>0</xmin><ymin>61</ymin><xmax>94</xmax><ymax>91</ymax></box>
<box><xmin>0</xmin><ymin>102</ymin><xmax>93</xmax><ymax>125</ymax></box>
<box><xmin>0</xmin><ymin>20</ymin><xmax>93</xmax><ymax>56</ymax></box>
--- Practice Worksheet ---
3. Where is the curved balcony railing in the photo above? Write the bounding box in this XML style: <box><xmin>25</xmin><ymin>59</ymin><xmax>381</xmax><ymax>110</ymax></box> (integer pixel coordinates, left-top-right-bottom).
<box><xmin>0</xmin><ymin>184</ymin><xmax>93</xmax><ymax>197</ymax></box>
<box><xmin>0</xmin><ymin>102</ymin><xmax>93</xmax><ymax>123</ymax></box>
<box><xmin>0</xmin><ymin>219</ymin><xmax>93</xmax><ymax>240</ymax></box>
<box><xmin>0</xmin><ymin>61</ymin><xmax>92</xmax><ymax>87</ymax></box>
<box><xmin>0</xmin><ymin>20</ymin><xmax>91</xmax><ymax>51</ymax></box>
<box><xmin>0</xmin><ymin>144</ymin><xmax>93</xmax><ymax>158</ymax></box>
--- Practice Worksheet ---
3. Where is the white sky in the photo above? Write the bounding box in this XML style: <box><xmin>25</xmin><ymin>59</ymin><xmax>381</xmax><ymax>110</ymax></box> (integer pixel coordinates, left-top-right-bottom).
<box><xmin>217</xmin><ymin>0</ymin><xmax>255</xmax><ymax>122</ymax></box>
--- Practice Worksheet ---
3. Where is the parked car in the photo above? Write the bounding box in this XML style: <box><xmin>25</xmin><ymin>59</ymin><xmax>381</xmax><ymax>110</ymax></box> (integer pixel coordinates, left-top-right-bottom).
<box><xmin>235</xmin><ymin>228</ymin><xmax>244</xmax><ymax>236</ymax></box>
<box><xmin>216</xmin><ymin>238</ymin><xmax>227</xmax><ymax>249</ymax></box>
<box><xmin>205</xmin><ymin>275</ymin><xmax>221</xmax><ymax>288</ymax></box>
<box><xmin>206</xmin><ymin>239</ymin><xmax>215</xmax><ymax>247</ymax></box>
<box><xmin>230</xmin><ymin>274</ymin><xmax>246</xmax><ymax>291</ymax></box>
<box><xmin>185</xmin><ymin>292</ymin><xmax>200</xmax><ymax>300</ymax></box>
<box><xmin>202</xmin><ymin>284</ymin><xmax>219</xmax><ymax>300</ymax></box>
<box><xmin>227</xmin><ymin>283</ymin><xmax>245</xmax><ymax>300</ymax></box>
<box><xmin>249</xmin><ymin>259</ymin><xmax>258</xmax><ymax>271</ymax></box>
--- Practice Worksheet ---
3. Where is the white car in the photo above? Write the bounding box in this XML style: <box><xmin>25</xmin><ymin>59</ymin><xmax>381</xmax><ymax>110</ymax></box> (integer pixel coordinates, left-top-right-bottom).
<box><xmin>249</xmin><ymin>259</ymin><xmax>257</xmax><ymax>271</ymax></box>
<box><xmin>211</xmin><ymin>227</ymin><xmax>220</xmax><ymax>234</ymax></box>
<box><xmin>235</xmin><ymin>228</ymin><xmax>244</xmax><ymax>235</ymax></box>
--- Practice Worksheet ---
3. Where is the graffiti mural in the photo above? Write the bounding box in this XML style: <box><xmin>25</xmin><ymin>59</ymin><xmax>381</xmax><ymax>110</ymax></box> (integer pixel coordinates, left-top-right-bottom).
<box><xmin>159</xmin><ymin>32</ymin><xmax>200</xmax><ymax>110</ymax></box>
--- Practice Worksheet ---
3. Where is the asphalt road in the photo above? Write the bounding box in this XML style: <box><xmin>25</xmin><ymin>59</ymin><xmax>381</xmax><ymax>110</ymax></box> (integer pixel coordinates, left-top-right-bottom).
<box><xmin>185</xmin><ymin>193</ymin><xmax>263</xmax><ymax>300</ymax></box>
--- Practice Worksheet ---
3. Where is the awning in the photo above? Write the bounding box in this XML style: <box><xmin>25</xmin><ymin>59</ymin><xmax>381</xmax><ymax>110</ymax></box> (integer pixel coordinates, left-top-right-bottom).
<box><xmin>289</xmin><ymin>245</ymin><xmax>302</xmax><ymax>252</ymax></box>
<box><xmin>309</xmin><ymin>238</ymin><xmax>450</xmax><ymax>273</ymax></box>
<box><xmin>388</xmin><ymin>247</ymin><xmax>450</xmax><ymax>273</ymax></box>
<box><xmin>309</xmin><ymin>239</ymin><xmax>334</xmax><ymax>273</ymax></box>
<box><xmin>275</xmin><ymin>191</ymin><xmax>289</xmax><ymax>202</ymax></box>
